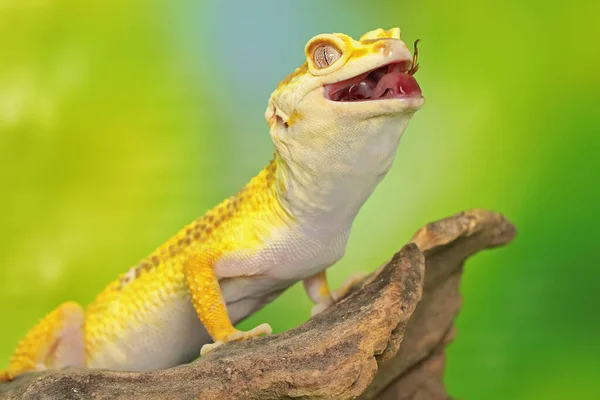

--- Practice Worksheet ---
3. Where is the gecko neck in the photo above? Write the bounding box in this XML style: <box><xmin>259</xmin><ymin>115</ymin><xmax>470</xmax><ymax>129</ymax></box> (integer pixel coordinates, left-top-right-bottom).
<box><xmin>271</xmin><ymin>117</ymin><xmax>411</xmax><ymax>234</ymax></box>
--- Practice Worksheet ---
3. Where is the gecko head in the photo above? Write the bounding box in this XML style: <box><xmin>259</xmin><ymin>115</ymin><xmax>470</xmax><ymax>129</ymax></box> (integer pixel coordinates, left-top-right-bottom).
<box><xmin>266</xmin><ymin>28</ymin><xmax>424</xmax><ymax>175</ymax></box>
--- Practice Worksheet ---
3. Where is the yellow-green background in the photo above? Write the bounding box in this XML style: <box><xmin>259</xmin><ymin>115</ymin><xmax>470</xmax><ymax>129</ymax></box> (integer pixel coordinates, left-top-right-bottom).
<box><xmin>1</xmin><ymin>1</ymin><xmax>598</xmax><ymax>398</ymax></box>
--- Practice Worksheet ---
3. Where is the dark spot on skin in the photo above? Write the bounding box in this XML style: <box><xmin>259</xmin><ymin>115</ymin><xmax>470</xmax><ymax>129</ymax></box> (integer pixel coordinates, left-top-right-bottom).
<box><xmin>119</xmin><ymin>277</ymin><xmax>128</xmax><ymax>287</ymax></box>
<box><xmin>151</xmin><ymin>256</ymin><xmax>160</xmax><ymax>266</ymax></box>
<box><xmin>131</xmin><ymin>261</ymin><xmax>153</xmax><ymax>280</ymax></box>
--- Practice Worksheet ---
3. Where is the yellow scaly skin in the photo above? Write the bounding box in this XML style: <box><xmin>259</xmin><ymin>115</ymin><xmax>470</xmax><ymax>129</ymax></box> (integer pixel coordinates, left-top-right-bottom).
<box><xmin>1</xmin><ymin>27</ymin><xmax>424</xmax><ymax>380</ymax></box>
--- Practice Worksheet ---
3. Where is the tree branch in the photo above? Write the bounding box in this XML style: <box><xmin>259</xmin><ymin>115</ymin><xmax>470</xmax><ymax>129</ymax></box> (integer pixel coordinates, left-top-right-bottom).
<box><xmin>0</xmin><ymin>209</ymin><xmax>516</xmax><ymax>400</ymax></box>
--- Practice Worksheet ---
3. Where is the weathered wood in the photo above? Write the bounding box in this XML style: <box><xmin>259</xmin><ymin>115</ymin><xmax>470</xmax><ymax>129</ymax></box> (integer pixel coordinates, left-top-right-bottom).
<box><xmin>0</xmin><ymin>209</ymin><xmax>516</xmax><ymax>400</ymax></box>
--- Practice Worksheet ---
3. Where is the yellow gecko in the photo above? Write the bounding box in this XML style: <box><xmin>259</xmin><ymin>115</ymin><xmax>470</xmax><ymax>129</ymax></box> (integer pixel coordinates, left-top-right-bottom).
<box><xmin>0</xmin><ymin>27</ymin><xmax>424</xmax><ymax>380</ymax></box>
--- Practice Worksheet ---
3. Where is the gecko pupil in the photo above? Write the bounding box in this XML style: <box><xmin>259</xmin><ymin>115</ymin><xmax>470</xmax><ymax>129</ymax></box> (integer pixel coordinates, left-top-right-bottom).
<box><xmin>323</xmin><ymin>48</ymin><xmax>329</xmax><ymax>64</ymax></box>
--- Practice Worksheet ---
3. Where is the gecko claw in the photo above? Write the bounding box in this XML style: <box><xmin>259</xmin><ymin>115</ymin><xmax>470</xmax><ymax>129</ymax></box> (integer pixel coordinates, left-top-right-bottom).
<box><xmin>200</xmin><ymin>323</ymin><xmax>273</xmax><ymax>356</ymax></box>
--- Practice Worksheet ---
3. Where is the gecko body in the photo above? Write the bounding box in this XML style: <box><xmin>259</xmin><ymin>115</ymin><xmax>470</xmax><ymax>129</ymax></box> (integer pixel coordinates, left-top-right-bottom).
<box><xmin>1</xmin><ymin>27</ymin><xmax>424</xmax><ymax>379</ymax></box>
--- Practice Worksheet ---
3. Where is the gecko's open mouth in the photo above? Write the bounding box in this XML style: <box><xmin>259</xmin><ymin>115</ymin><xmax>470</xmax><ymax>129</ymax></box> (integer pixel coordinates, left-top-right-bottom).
<box><xmin>325</xmin><ymin>61</ymin><xmax>422</xmax><ymax>102</ymax></box>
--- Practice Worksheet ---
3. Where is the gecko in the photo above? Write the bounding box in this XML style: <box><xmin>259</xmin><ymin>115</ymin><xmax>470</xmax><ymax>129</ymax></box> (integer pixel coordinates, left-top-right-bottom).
<box><xmin>0</xmin><ymin>27</ymin><xmax>424</xmax><ymax>380</ymax></box>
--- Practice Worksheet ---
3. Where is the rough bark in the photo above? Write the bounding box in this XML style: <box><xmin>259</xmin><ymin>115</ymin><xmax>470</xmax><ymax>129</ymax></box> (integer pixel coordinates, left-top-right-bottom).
<box><xmin>0</xmin><ymin>209</ymin><xmax>516</xmax><ymax>400</ymax></box>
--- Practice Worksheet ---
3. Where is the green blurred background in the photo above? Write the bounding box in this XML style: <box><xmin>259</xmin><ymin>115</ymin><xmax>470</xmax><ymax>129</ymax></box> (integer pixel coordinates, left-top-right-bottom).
<box><xmin>1</xmin><ymin>1</ymin><xmax>598</xmax><ymax>398</ymax></box>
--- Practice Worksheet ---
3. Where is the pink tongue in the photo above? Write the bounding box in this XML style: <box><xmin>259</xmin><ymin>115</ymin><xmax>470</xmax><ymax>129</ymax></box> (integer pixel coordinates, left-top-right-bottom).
<box><xmin>371</xmin><ymin>72</ymin><xmax>422</xmax><ymax>99</ymax></box>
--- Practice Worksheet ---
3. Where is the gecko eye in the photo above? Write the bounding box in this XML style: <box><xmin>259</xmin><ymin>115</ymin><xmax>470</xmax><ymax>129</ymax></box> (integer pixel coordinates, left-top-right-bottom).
<box><xmin>313</xmin><ymin>44</ymin><xmax>341</xmax><ymax>69</ymax></box>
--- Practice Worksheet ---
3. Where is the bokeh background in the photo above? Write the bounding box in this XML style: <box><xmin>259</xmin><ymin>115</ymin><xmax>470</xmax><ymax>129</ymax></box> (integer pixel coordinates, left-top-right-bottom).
<box><xmin>1</xmin><ymin>1</ymin><xmax>598</xmax><ymax>398</ymax></box>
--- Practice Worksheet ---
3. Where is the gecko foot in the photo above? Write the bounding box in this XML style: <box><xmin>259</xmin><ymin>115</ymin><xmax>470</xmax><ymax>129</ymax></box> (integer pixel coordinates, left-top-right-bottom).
<box><xmin>200</xmin><ymin>323</ymin><xmax>273</xmax><ymax>356</ymax></box>
<box><xmin>310</xmin><ymin>301</ymin><xmax>333</xmax><ymax>317</ymax></box>
<box><xmin>310</xmin><ymin>272</ymin><xmax>368</xmax><ymax>317</ymax></box>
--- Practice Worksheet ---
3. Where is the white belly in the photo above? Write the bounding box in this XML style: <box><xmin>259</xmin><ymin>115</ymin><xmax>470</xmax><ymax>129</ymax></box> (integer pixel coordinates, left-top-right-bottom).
<box><xmin>87</xmin><ymin>276</ymin><xmax>293</xmax><ymax>372</ymax></box>
<box><xmin>88</xmin><ymin>225</ymin><xmax>350</xmax><ymax>372</ymax></box>
<box><xmin>87</xmin><ymin>294</ymin><xmax>208</xmax><ymax>371</ymax></box>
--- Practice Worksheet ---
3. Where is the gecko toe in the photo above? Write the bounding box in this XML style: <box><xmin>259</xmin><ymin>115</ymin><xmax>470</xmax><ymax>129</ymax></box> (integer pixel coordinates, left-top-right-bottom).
<box><xmin>200</xmin><ymin>340</ymin><xmax>224</xmax><ymax>356</ymax></box>
<box><xmin>201</xmin><ymin>323</ymin><xmax>272</xmax><ymax>356</ymax></box>
<box><xmin>248</xmin><ymin>323</ymin><xmax>272</xmax><ymax>337</ymax></box>
<box><xmin>229</xmin><ymin>323</ymin><xmax>272</xmax><ymax>342</ymax></box>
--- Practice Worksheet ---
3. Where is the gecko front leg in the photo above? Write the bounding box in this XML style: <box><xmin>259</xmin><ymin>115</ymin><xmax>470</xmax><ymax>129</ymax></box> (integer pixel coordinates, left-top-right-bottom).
<box><xmin>303</xmin><ymin>270</ymin><xmax>368</xmax><ymax>316</ymax></box>
<box><xmin>303</xmin><ymin>270</ymin><xmax>335</xmax><ymax>316</ymax></box>
<box><xmin>182</xmin><ymin>250</ymin><xmax>272</xmax><ymax>356</ymax></box>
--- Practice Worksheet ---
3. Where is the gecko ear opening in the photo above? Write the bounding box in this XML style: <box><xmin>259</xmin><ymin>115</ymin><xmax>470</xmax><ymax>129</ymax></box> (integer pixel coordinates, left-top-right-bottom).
<box><xmin>265</xmin><ymin>101</ymin><xmax>290</xmax><ymax>130</ymax></box>
<box><xmin>266</xmin><ymin>101</ymin><xmax>291</xmax><ymax>147</ymax></box>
